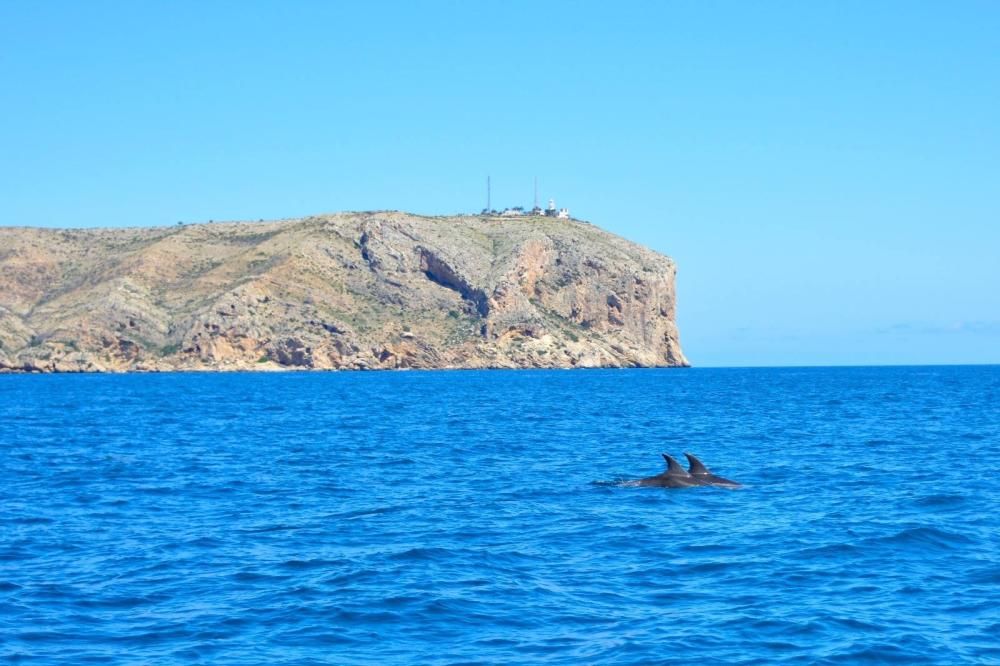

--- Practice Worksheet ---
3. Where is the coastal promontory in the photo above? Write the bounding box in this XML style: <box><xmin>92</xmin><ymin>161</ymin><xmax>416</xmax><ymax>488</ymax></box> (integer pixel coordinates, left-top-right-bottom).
<box><xmin>0</xmin><ymin>212</ymin><xmax>688</xmax><ymax>372</ymax></box>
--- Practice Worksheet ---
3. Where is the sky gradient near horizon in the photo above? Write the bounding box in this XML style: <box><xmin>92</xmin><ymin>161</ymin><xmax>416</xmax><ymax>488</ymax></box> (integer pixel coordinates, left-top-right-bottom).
<box><xmin>2</xmin><ymin>2</ymin><xmax>998</xmax><ymax>367</ymax></box>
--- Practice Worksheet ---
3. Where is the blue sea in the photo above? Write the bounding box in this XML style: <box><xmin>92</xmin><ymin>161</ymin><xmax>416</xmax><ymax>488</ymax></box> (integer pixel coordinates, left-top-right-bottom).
<box><xmin>2</xmin><ymin>366</ymin><xmax>999</xmax><ymax>664</ymax></box>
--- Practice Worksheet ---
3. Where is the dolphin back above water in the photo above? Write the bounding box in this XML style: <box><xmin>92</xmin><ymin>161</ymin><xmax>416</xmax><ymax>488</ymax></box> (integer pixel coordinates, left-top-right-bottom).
<box><xmin>635</xmin><ymin>453</ymin><xmax>742</xmax><ymax>489</ymax></box>
<box><xmin>636</xmin><ymin>454</ymin><xmax>701</xmax><ymax>488</ymax></box>
<box><xmin>683</xmin><ymin>452</ymin><xmax>742</xmax><ymax>488</ymax></box>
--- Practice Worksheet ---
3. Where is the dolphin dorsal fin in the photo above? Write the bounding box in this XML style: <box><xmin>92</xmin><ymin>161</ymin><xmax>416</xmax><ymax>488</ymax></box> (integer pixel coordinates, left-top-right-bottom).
<box><xmin>685</xmin><ymin>452</ymin><xmax>710</xmax><ymax>475</ymax></box>
<box><xmin>662</xmin><ymin>454</ymin><xmax>690</xmax><ymax>476</ymax></box>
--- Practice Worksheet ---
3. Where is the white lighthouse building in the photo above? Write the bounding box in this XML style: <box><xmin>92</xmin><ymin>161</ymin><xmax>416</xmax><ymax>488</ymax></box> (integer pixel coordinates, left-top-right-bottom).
<box><xmin>544</xmin><ymin>198</ymin><xmax>570</xmax><ymax>219</ymax></box>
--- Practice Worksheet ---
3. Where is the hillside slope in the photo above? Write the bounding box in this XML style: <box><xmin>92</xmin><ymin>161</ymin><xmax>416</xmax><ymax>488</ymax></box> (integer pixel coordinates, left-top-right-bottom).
<box><xmin>0</xmin><ymin>212</ymin><xmax>688</xmax><ymax>372</ymax></box>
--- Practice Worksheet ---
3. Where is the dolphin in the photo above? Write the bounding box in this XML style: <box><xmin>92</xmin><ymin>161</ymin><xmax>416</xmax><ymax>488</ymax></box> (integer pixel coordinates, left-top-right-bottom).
<box><xmin>636</xmin><ymin>454</ymin><xmax>702</xmax><ymax>488</ymax></box>
<box><xmin>684</xmin><ymin>452</ymin><xmax>742</xmax><ymax>488</ymax></box>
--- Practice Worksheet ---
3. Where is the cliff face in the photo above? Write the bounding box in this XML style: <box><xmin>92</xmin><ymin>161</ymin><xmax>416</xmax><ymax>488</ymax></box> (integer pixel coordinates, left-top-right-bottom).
<box><xmin>0</xmin><ymin>212</ymin><xmax>688</xmax><ymax>372</ymax></box>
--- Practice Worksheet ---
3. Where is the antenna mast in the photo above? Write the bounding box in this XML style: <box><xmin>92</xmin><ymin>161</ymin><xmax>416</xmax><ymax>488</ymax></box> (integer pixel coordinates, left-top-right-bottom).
<box><xmin>487</xmin><ymin>175</ymin><xmax>491</xmax><ymax>213</ymax></box>
<box><xmin>533</xmin><ymin>176</ymin><xmax>538</xmax><ymax>210</ymax></box>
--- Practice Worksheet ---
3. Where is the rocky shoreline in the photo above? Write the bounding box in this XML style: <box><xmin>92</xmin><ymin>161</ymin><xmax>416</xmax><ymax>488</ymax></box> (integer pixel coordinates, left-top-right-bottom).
<box><xmin>0</xmin><ymin>212</ymin><xmax>688</xmax><ymax>373</ymax></box>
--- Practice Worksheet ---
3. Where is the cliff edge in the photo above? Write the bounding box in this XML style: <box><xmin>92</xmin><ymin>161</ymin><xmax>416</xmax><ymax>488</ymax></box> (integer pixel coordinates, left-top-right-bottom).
<box><xmin>0</xmin><ymin>212</ymin><xmax>688</xmax><ymax>372</ymax></box>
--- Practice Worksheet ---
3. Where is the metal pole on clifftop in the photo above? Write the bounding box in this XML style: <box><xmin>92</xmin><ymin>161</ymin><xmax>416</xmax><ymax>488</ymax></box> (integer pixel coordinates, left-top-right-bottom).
<box><xmin>487</xmin><ymin>175</ymin><xmax>491</xmax><ymax>213</ymax></box>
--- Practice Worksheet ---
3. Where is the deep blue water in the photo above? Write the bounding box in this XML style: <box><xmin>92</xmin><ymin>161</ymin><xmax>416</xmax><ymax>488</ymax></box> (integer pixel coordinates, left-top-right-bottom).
<box><xmin>2</xmin><ymin>366</ymin><xmax>999</xmax><ymax>664</ymax></box>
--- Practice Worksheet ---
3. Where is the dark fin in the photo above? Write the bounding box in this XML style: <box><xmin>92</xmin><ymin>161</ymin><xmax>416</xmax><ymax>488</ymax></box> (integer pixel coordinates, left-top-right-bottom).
<box><xmin>662</xmin><ymin>454</ymin><xmax>690</xmax><ymax>476</ymax></box>
<box><xmin>684</xmin><ymin>452</ymin><xmax>710</xmax><ymax>475</ymax></box>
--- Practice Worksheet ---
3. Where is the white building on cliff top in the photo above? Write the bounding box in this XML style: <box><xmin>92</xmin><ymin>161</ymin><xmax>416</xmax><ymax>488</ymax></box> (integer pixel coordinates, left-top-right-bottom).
<box><xmin>544</xmin><ymin>199</ymin><xmax>570</xmax><ymax>219</ymax></box>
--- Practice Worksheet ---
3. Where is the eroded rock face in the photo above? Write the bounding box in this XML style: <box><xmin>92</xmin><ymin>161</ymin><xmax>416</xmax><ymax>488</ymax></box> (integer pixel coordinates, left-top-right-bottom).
<box><xmin>0</xmin><ymin>212</ymin><xmax>689</xmax><ymax>372</ymax></box>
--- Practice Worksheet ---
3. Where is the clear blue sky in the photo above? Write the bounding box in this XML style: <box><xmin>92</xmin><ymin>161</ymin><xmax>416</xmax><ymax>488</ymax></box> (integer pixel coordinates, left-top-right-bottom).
<box><xmin>2</xmin><ymin>2</ymin><xmax>998</xmax><ymax>367</ymax></box>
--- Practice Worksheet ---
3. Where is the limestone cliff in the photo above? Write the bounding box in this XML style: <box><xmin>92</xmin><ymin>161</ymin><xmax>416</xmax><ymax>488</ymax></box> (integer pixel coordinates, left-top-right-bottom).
<box><xmin>0</xmin><ymin>212</ymin><xmax>688</xmax><ymax>372</ymax></box>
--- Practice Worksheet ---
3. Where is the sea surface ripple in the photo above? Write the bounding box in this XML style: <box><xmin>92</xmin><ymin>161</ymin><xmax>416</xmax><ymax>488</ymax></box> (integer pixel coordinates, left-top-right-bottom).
<box><xmin>2</xmin><ymin>366</ymin><xmax>999</xmax><ymax>664</ymax></box>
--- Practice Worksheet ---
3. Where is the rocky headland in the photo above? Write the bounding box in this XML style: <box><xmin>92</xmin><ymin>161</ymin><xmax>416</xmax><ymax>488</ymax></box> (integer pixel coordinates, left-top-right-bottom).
<box><xmin>0</xmin><ymin>212</ymin><xmax>688</xmax><ymax>372</ymax></box>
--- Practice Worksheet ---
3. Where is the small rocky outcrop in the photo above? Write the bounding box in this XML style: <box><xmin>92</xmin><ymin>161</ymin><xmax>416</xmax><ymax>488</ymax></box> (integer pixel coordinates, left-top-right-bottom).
<box><xmin>0</xmin><ymin>212</ymin><xmax>689</xmax><ymax>372</ymax></box>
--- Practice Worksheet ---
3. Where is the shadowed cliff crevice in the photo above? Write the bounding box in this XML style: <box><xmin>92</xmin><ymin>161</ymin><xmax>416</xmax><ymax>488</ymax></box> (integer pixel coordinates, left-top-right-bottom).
<box><xmin>358</xmin><ymin>231</ymin><xmax>380</xmax><ymax>271</ymax></box>
<box><xmin>418</xmin><ymin>248</ymin><xmax>490</xmax><ymax>318</ymax></box>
